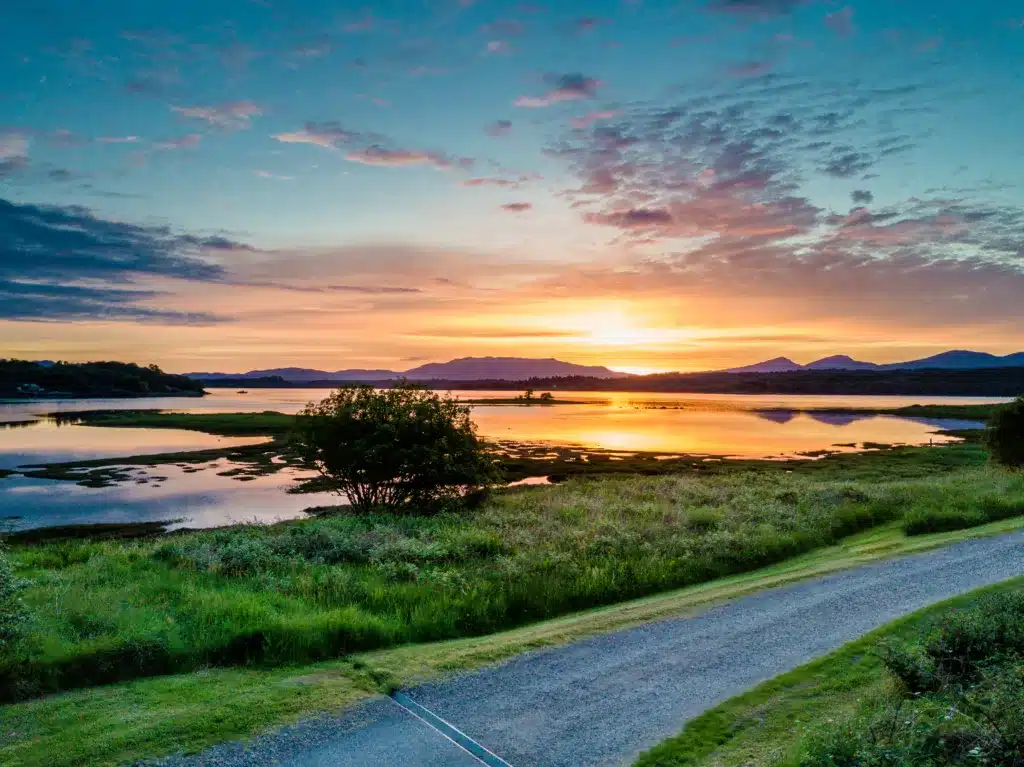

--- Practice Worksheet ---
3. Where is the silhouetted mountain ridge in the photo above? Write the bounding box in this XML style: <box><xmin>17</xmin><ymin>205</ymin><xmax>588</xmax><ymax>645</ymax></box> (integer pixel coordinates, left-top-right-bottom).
<box><xmin>726</xmin><ymin>350</ymin><xmax>1024</xmax><ymax>373</ymax></box>
<box><xmin>189</xmin><ymin>357</ymin><xmax>629</xmax><ymax>382</ymax></box>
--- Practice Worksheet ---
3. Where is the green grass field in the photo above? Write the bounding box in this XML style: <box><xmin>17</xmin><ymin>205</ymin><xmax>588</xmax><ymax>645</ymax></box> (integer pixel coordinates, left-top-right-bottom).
<box><xmin>3</xmin><ymin>444</ymin><xmax>1023</xmax><ymax>705</ymax></box>
<box><xmin>633</xmin><ymin>577</ymin><xmax>1024</xmax><ymax>767</ymax></box>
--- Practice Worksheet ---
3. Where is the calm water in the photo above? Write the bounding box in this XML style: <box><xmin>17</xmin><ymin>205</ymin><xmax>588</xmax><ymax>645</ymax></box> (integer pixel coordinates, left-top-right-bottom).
<box><xmin>0</xmin><ymin>390</ymin><xmax>1002</xmax><ymax>531</ymax></box>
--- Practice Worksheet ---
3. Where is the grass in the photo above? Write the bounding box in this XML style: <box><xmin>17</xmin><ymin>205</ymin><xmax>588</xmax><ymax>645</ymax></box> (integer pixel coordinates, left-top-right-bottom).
<box><xmin>2</xmin><ymin>519</ymin><xmax>1024</xmax><ymax>767</ymax></box>
<box><xmin>632</xmin><ymin>577</ymin><xmax>1024</xmax><ymax>767</ymax></box>
<box><xmin>2</xmin><ymin>456</ymin><xmax>1023</xmax><ymax>703</ymax></box>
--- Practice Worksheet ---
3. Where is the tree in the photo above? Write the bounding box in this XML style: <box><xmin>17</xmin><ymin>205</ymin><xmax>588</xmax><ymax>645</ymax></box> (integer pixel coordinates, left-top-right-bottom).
<box><xmin>538</xmin><ymin>392</ymin><xmax>554</xmax><ymax>401</ymax></box>
<box><xmin>986</xmin><ymin>395</ymin><xmax>1024</xmax><ymax>468</ymax></box>
<box><xmin>292</xmin><ymin>385</ymin><xmax>500</xmax><ymax>513</ymax></box>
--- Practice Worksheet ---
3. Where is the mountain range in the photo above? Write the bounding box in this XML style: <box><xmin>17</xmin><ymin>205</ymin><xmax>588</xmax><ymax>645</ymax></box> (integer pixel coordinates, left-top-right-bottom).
<box><xmin>187</xmin><ymin>350</ymin><xmax>1024</xmax><ymax>383</ymax></box>
<box><xmin>725</xmin><ymin>350</ymin><xmax>1024</xmax><ymax>374</ymax></box>
<box><xmin>188</xmin><ymin>357</ymin><xmax>631</xmax><ymax>382</ymax></box>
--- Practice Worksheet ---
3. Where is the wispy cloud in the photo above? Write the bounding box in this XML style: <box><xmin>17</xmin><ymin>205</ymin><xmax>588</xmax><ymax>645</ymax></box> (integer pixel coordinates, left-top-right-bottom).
<box><xmin>345</xmin><ymin>146</ymin><xmax>473</xmax><ymax>171</ymax></box>
<box><xmin>570</xmin><ymin>110</ymin><xmax>621</xmax><ymax>129</ymax></box>
<box><xmin>0</xmin><ymin>132</ymin><xmax>29</xmax><ymax>177</ymax></box>
<box><xmin>501</xmin><ymin>202</ymin><xmax>533</xmax><ymax>212</ymax></box>
<box><xmin>172</xmin><ymin>101</ymin><xmax>263</xmax><ymax>130</ymax></box>
<box><xmin>515</xmin><ymin>73</ymin><xmax>602</xmax><ymax>108</ymax></box>
<box><xmin>272</xmin><ymin>122</ymin><xmax>359</xmax><ymax>149</ymax></box>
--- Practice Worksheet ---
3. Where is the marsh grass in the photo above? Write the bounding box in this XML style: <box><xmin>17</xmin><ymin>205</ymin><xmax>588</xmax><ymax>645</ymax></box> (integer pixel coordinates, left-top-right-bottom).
<box><xmin>3</xmin><ymin>464</ymin><xmax>1023</xmax><ymax>701</ymax></box>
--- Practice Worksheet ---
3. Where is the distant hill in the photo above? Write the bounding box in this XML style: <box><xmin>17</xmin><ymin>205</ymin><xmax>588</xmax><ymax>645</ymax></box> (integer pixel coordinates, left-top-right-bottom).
<box><xmin>879</xmin><ymin>350</ymin><xmax>1024</xmax><ymax>371</ymax></box>
<box><xmin>725</xmin><ymin>357</ymin><xmax>803</xmax><ymax>374</ymax></box>
<box><xmin>404</xmin><ymin>357</ymin><xmax>629</xmax><ymax>381</ymax></box>
<box><xmin>189</xmin><ymin>357</ymin><xmax>628</xmax><ymax>383</ymax></box>
<box><xmin>804</xmin><ymin>355</ymin><xmax>880</xmax><ymax>371</ymax></box>
<box><xmin>727</xmin><ymin>350</ymin><xmax>1024</xmax><ymax>374</ymax></box>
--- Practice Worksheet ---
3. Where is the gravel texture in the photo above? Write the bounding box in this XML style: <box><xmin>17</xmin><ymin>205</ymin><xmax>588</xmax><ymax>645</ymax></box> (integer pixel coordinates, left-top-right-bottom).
<box><xmin>158</xmin><ymin>531</ymin><xmax>1024</xmax><ymax>767</ymax></box>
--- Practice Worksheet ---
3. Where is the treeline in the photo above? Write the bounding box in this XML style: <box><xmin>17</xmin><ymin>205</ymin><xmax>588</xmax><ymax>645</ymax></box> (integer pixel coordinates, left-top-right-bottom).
<box><xmin>202</xmin><ymin>367</ymin><xmax>1024</xmax><ymax>396</ymax></box>
<box><xmin>0</xmin><ymin>360</ymin><xmax>205</xmax><ymax>398</ymax></box>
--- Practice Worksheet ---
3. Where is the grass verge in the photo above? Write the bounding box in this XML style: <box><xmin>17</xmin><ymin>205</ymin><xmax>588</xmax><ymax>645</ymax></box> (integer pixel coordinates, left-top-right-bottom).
<box><xmin>2</xmin><ymin>518</ymin><xmax>1023</xmax><ymax>767</ymax></box>
<box><xmin>633</xmin><ymin>576</ymin><xmax>1024</xmax><ymax>767</ymax></box>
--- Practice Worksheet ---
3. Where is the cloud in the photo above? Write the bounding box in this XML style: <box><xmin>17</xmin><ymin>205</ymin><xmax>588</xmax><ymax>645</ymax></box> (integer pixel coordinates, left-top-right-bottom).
<box><xmin>851</xmin><ymin>189</ymin><xmax>874</xmax><ymax>204</ymax></box>
<box><xmin>570</xmin><ymin>110</ymin><xmax>621</xmax><ymax>129</ymax></box>
<box><xmin>0</xmin><ymin>133</ymin><xmax>29</xmax><ymax>177</ymax></box>
<box><xmin>0</xmin><ymin>196</ymin><xmax>249</xmax><ymax>321</ymax></box>
<box><xmin>172</xmin><ymin>101</ymin><xmax>263</xmax><ymax>130</ymax></box>
<box><xmin>727</xmin><ymin>60</ymin><xmax>775</xmax><ymax>77</ymax></box>
<box><xmin>585</xmin><ymin>208</ymin><xmax>673</xmax><ymax>228</ymax></box>
<box><xmin>345</xmin><ymin>146</ymin><xmax>473</xmax><ymax>171</ymax></box>
<box><xmin>515</xmin><ymin>73</ymin><xmax>602</xmax><ymax>108</ymax></box>
<box><xmin>326</xmin><ymin>285</ymin><xmax>422</xmax><ymax>294</ymax></box>
<box><xmin>486</xmin><ymin>120</ymin><xmax>513</xmax><ymax>137</ymax></box>
<box><xmin>573</xmin><ymin>17</ymin><xmax>611</xmax><ymax>34</ymax></box>
<box><xmin>97</xmin><ymin>136</ymin><xmax>141</xmax><ymax>144</ymax></box>
<box><xmin>463</xmin><ymin>175</ymin><xmax>537</xmax><ymax>188</ymax></box>
<box><xmin>153</xmin><ymin>134</ymin><xmax>202</xmax><ymax>151</ymax></box>
<box><xmin>273</xmin><ymin>122</ymin><xmax>356</xmax><ymax>149</ymax></box>
<box><xmin>824</xmin><ymin>7</ymin><xmax>855</xmax><ymax>37</ymax></box>
<box><xmin>707</xmin><ymin>0</ymin><xmax>810</xmax><ymax>18</ymax></box>
<box><xmin>254</xmin><ymin>169</ymin><xmax>293</xmax><ymax>181</ymax></box>
<box><xmin>501</xmin><ymin>202</ymin><xmax>533</xmax><ymax>212</ymax></box>
<box><xmin>485</xmin><ymin>40</ymin><xmax>511</xmax><ymax>54</ymax></box>
<box><xmin>0</xmin><ymin>280</ymin><xmax>221</xmax><ymax>323</ymax></box>
<box><xmin>822</xmin><ymin>148</ymin><xmax>873</xmax><ymax>178</ymax></box>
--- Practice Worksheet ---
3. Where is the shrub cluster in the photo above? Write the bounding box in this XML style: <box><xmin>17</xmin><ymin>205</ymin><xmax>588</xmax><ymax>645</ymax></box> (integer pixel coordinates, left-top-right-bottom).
<box><xmin>802</xmin><ymin>591</ymin><xmax>1024</xmax><ymax>766</ymax></box>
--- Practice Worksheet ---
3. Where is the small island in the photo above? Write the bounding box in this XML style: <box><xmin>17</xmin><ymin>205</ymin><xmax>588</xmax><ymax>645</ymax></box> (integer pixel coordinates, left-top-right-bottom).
<box><xmin>0</xmin><ymin>360</ymin><xmax>205</xmax><ymax>400</ymax></box>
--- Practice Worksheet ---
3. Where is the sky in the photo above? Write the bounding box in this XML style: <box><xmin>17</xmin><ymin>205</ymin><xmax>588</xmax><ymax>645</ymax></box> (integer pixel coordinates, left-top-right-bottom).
<box><xmin>2</xmin><ymin>0</ymin><xmax>1023</xmax><ymax>374</ymax></box>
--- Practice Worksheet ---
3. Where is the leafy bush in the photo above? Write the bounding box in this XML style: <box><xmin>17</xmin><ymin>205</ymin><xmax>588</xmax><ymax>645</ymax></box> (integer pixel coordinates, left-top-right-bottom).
<box><xmin>292</xmin><ymin>384</ymin><xmax>500</xmax><ymax>514</ymax></box>
<box><xmin>987</xmin><ymin>395</ymin><xmax>1024</xmax><ymax>468</ymax></box>
<box><xmin>803</xmin><ymin>591</ymin><xmax>1024</xmax><ymax>767</ymax></box>
<box><xmin>0</xmin><ymin>543</ymin><xmax>29</xmax><ymax>652</ymax></box>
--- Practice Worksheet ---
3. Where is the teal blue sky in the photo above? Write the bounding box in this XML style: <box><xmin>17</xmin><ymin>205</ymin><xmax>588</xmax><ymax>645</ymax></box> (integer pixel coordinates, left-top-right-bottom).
<box><xmin>2</xmin><ymin>0</ymin><xmax>1023</xmax><ymax>372</ymax></box>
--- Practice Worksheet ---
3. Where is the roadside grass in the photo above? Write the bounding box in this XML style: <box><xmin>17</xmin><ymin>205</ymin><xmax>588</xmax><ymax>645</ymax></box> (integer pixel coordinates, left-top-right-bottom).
<box><xmin>2</xmin><ymin>459</ymin><xmax>1024</xmax><ymax>704</ymax></box>
<box><xmin>632</xmin><ymin>577</ymin><xmax>1024</xmax><ymax>767</ymax></box>
<box><xmin>2</xmin><ymin>520</ymin><xmax>1023</xmax><ymax>767</ymax></box>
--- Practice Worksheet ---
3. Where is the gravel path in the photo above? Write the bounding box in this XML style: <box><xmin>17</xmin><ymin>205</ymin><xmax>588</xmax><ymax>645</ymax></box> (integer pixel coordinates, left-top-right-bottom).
<box><xmin>160</xmin><ymin>531</ymin><xmax>1024</xmax><ymax>767</ymax></box>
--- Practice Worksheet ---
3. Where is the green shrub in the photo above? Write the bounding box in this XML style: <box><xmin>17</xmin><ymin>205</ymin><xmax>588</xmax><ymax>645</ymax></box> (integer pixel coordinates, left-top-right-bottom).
<box><xmin>803</xmin><ymin>591</ymin><xmax>1024</xmax><ymax>767</ymax></box>
<box><xmin>987</xmin><ymin>395</ymin><xmax>1024</xmax><ymax>468</ymax></box>
<box><xmin>292</xmin><ymin>384</ymin><xmax>500</xmax><ymax>514</ymax></box>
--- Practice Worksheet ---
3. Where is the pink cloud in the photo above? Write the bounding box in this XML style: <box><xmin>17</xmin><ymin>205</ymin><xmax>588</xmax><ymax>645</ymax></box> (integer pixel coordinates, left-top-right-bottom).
<box><xmin>515</xmin><ymin>73</ymin><xmax>602</xmax><ymax>108</ymax></box>
<box><xmin>273</xmin><ymin>122</ymin><xmax>356</xmax><ymax>149</ymax></box>
<box><xmin>153</xmin><ymin>134</ymin><xmax>201</xmax><ymax>151</ymax></box>
<box><xmin>501</xmin><ymin>202</ymin><xmax>533</xmax><ymax>212</ymax></box>
<box><xmin>570</xmin><ymin>110</ymin><xmax>621</xmax><ymax>129</ymax></box>
<box><xmin>345</xmin><ymin>146</ymin><xmax>473</xmax><ymax>171</ymax></box>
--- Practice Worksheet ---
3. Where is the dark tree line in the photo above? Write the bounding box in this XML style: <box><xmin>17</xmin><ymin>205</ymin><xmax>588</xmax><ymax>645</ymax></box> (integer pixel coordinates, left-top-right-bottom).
<box><xmin>0</xmin><ymin>360</ymin><xmax>205</xmax><ymax>398</ymax></box>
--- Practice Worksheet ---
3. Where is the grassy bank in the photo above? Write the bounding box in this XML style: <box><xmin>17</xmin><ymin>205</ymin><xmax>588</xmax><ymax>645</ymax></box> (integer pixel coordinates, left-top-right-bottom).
<box><xmin>3</xmin><ymin>456</ymin><xmax>1023</xmax><ymax>704</ymax></box>
<box><xmin>2</xmin><ymin>520</ymin><xmax>1023</xmax><ymax>767</ymax></box>
<box><xmin>633</xmin><ymin>577</ymin><xmax>1024</xmax><ymax>767</ymax></box>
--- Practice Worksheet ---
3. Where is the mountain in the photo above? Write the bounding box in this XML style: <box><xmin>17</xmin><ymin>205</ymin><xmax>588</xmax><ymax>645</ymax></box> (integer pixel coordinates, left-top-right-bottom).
<box><xmin>804</xmin><ymin>355</ymin><xmax>881</xmax><ymax>371</ymax></box>
<box><xmin>187</xmin><ymin>357</ymin><xmax>628</xmax><ymax>383</ymax></box>
<box><xmin>403</xmin><ymin>357</ymin><xmax>628</xmax><ymax>381</ymax></box>
<box><xmin>725</xmin><ymin>357</ymin><xmax>804</xmax><ymax>374</ymax></box>
<box><xmin>881</xmin><ymin>350</ymin><xmax>1024</xmax><ymax>371</ymax></box>
<box><xmin>726</xmin><ymin>350</ymin><xmax>1024</xmax><ymax>374</ymax></box>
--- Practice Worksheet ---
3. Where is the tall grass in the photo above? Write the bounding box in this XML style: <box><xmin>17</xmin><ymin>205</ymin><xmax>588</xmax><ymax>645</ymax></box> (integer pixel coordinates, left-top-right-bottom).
<box><xmin>3</xmin><ymin>467</ymin><xmax>1023</xmax><ymax>701</ymax></box>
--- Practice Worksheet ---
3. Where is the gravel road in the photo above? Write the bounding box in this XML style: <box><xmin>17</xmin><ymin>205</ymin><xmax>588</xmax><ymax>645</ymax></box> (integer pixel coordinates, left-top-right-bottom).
<box><xmin>161</xmin><ymin>531</ymin><xmax>1024</xmax><ymax>767</ymax></box>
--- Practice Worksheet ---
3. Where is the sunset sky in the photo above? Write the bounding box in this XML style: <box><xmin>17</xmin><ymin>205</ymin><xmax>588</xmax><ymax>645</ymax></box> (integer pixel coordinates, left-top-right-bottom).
<box><xmin>2</xmin><ymin>0</ymin><xmax>1023</xmax><ymax>374</ymax></box>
